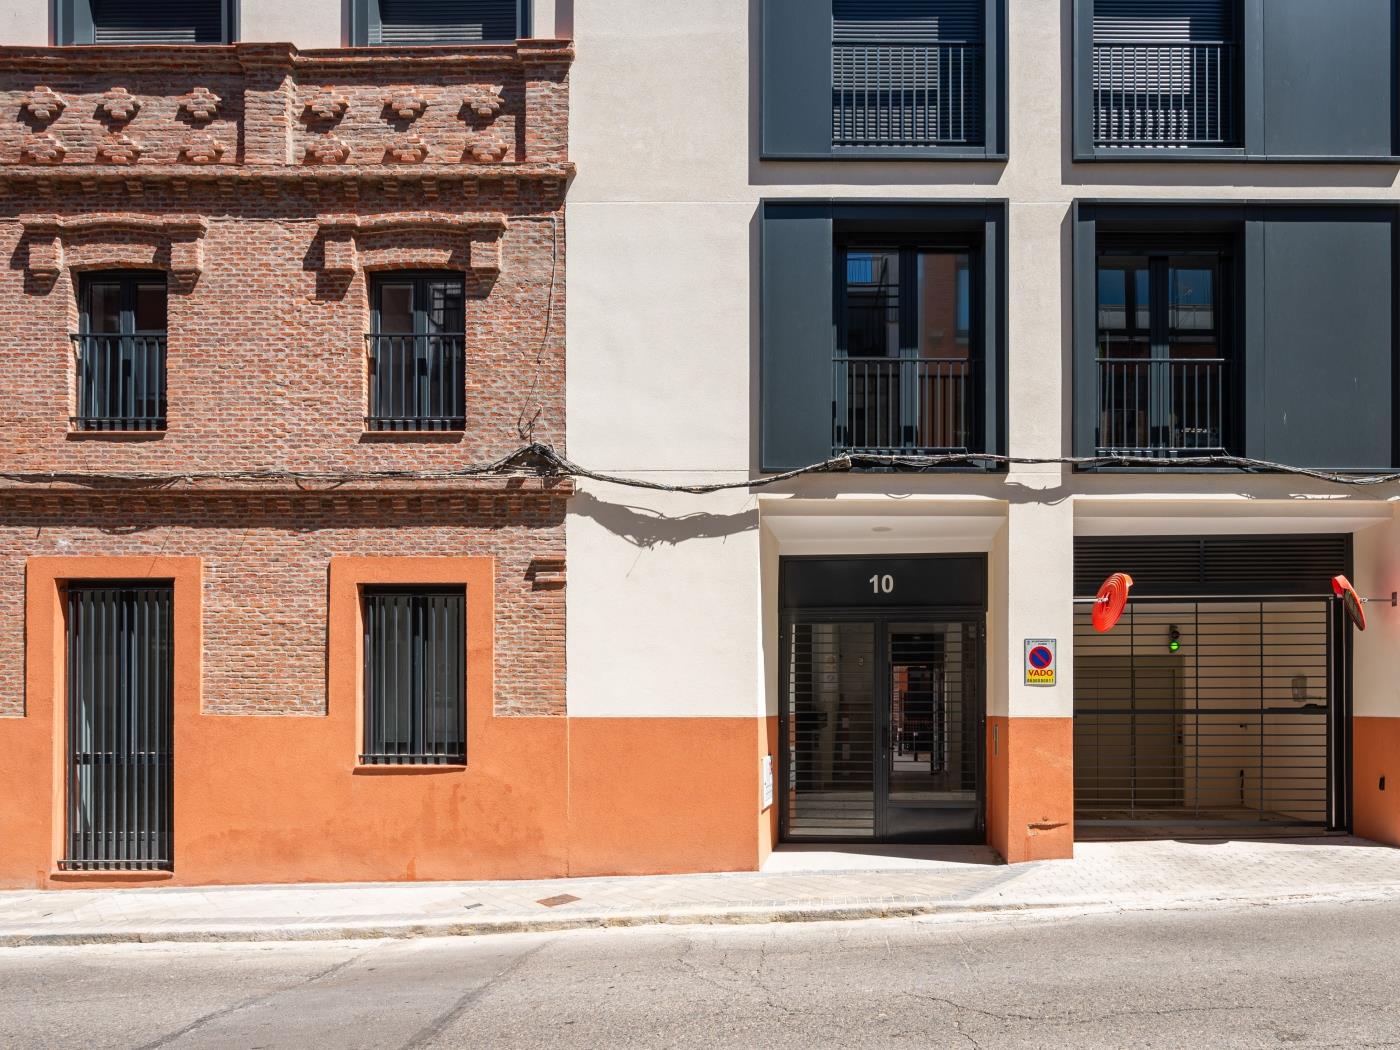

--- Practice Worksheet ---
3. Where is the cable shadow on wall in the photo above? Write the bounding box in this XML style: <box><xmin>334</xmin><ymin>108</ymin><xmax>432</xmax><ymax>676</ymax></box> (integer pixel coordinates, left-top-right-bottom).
<box><xmin>569</xmin><ymin>490</ymin><xmax>758</xmax><ymax>550</ymax></box>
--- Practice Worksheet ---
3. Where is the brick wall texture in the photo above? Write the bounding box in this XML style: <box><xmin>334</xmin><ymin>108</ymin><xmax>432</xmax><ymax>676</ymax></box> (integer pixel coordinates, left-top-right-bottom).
<box><xmin>0</xmin><ymin>42</ymin><xmax>572</xmax><ymax>719</ymax></box>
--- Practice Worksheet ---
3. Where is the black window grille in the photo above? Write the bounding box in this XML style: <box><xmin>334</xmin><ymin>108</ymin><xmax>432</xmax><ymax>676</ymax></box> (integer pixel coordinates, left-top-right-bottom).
<box><xmin>86</xmin><ymin>0</ymin><xmax>228</xmax><ymax>43</ymax></box>
<box><xmin>832</xmin><ymin>0</ymin><xmax>985</xmax><ymax>148</ymax></box>
<box><xmin>372</xmin><ymin>0</ymin><xmax>523</xmax><ymax>44</ymax></box>
<box><xmin>1095</xmin><ymin>244</ymin><xmax>1235</xmax><ymax>458</ymax></box>
<box><xmin>366</xmin><ymin>274</ymin><xmax>466</xmax><ymax>432</ymax></box>
<box><xmin>835</xmin><ymin>244</ymin><xmax>979</xmax><ymax>455</ymax></box>
<box><xmin>1091</xmin><ymin>0</ymin><xmax>1240</xmax><ymax>149</ymax></box>
<box><xmin>62</xmin><ymin>584</ymin><xmax>174</xmax><ymax>872</ymax></box>
<box><xmin>72</xmin><ymin>272</ymin><xmax>168</xmax><ymax>433</ymax></box>
<box><xmin>362</xmin><ymin>587</ymin><xmax>466</xmax><ymax>765</ymax></box>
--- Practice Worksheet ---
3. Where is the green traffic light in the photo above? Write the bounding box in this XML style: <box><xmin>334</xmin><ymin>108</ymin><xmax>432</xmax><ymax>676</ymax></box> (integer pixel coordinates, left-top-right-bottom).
<box><xmin>1169</xmin><ymin>639</ymin><xmax>1181</xmax><ymax>652</ymax></box>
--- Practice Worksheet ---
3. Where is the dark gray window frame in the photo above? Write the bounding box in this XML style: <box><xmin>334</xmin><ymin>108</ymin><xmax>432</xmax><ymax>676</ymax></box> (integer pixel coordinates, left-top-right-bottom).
<box><xmin>1073</xmin><ymin>200</ymin><xmax>1400</xmax><ymax>473</ymax></box>
<box><xmin>349</xmin><ymin>0</ymin><xmax>531</xmax><ymax>46</ymax></box>
<box><xmin>760</xmin><ymin>200</ymin><xmax>1007</xmax><ymax>474</ymax></box>
<box><xmin>56</xmin><ymin>0</ymin><xmax>237</xmax><ymax>45</ymax></box>
<box><xmin>761</xmin><ymin>0</ymin><xmax>1007</xmax><ymax>161</ymax></box>
<box><xmin>1072</xmin><ymin>0</ymin><xmax>1400</xmax><ymax>163</ymax></box>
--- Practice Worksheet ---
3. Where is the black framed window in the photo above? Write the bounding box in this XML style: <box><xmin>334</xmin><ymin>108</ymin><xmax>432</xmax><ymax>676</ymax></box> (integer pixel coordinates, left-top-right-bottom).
<box><xmin>836</xmin><ymin>243</ymin><xmax>978</xmax><ymax>455</ymax></box>
<box><xmin>1095</xmin><ymin>244</ymin><xmax>1233</xmax><ymax>457</ymax></box>
<box><xmin>352</xmin><ymin>0</ymin><xmax>531</xmax><ymax>45</ymax></box>
<box><xmin>1073</xmin><ymin>0</ymin><xmax>1398</xmax><ymax>161</ymax></box>
<box><xmin>367</xmin><ymin>273</ymin><xmax>465</xmax><ymax>432</ymax></box>
<box><xmin>763</xmin><ymin>0</ymin><xmax>1005</xmax><ymax>160</ymax></box>
<box><xmin>362</xmin><ymin>587</ymin><xmax>466</xmax><ymax>766</ymax></box>
<box><xmin>58</xmin><ymin>0</ymin><xmax>233</xmax><ymax>45</ymax></box>
<box><xmin>73</xmin><ymin>271</ymin><xmax>168</xmax><ymax>432</ymax></box>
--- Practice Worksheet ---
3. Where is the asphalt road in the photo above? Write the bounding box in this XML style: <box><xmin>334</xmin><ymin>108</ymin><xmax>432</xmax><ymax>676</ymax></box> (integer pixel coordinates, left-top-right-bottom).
<box><xmin>3</xmin><ymin>899</ymin><xmax>1399</xmax><ymax>1049</ymax></box>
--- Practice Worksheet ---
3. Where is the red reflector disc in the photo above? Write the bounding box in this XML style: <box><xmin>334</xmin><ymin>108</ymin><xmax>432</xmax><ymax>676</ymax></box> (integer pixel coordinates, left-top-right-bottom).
<box><xmin>1332</xmin><ymin>575</ymin><xmax>1368</xmax><ymax>632</ymax></box>
<box><xmin>1093</xmin><ymin>573</ymin><xmax>1134</xmax><ymax>633</ymax></box>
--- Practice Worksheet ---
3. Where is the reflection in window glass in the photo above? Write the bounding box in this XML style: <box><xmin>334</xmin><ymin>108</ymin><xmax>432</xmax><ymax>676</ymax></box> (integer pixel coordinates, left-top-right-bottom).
<box><xmin>134</xmin><ymin>282</ymin><xmax>167</xmax><ymax>331</ymax></box>
<box><xmin>1097</xmin><ymin>269</ymin><xmax>1126</xmax><ymax>330</ymax></box>
<box><xmin>376</xmin><ymin>284</ymin><xmax>415</xmax><ymax>332</ymax></box>
<box><xmin>1170</xmin><ymin>266</ymin><xmax>1214</xmax><ymax>331</ymax></box>
<box><xmin>917</xmin><ymin>251</ymin><xmax>971</xmax><ymax>358</ymax></box>
<box><xmin>844</xmin><ymin>249</ymin><xmax>899</xmax><ymax>358</ymax></box>
<box><xmin>86</xmin><ymin>282</ymin><xmax>122</xmax><ymax>333</ymax></box>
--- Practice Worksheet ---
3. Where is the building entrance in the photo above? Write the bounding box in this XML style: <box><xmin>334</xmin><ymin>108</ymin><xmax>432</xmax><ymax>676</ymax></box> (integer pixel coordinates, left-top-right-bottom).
<box><xmin>779</xmin><ymin>556</ymin><xmax>986</xmax><ymax>844</ymax></box>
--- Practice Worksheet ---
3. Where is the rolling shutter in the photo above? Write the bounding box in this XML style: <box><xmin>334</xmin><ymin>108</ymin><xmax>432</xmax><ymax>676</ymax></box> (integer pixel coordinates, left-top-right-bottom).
<box><xmin>1074</xmin><ymin>535</ymin><xmax>1351</xmax><ymax>597</ymax></box>
<box><xmin>375</xmin><ymin>0</ymin><xmax>518</xmax><ymax>44</ymax></box>
<box><xmin>90</xmin><ymin>0</ymin><xmax>225</xmax><ymax>44</ymax></box>
<box><xmin>833</xmin><ymin>0</ymin><xmax>983</xmax><ymax>43</ymax></box>
<box><xmin>1091</xmin><ymin>0</ymin><xmax>1232</xmax><ymax>42</ymax></box>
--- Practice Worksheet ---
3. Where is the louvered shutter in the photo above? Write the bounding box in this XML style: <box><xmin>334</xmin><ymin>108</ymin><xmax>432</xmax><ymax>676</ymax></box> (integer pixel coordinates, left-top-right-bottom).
<box><xmin>1091</xmin><ymin>0</ymin><xmax>1236</xmax><ymax>147</ymax></box>
<box><xmin>375</xmin><ymin>0</ymin><xmax>518</xmax><ymax>44</ymax></box>
<box><xmin>90</xmin><ymin>0</ymin><xmax>225</xmax><ymax>44</ymax></box>
<box><xmin>832</xmin><ymin>0</ymin><xmax>985</xmax><ymax>147</ymax></box>
<box><xmin>1074</xmin><ymin>536</ymin><xmax>1350</xmax><ymax>597</ymax></box>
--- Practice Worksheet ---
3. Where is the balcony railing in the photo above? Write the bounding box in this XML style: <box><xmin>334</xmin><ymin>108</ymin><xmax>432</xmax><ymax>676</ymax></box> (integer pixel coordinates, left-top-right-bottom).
<box><xmin>1096</xmin><ymin>357</ymin><xmax>1231</xmax><ymax>457</ymax></box>
<box><xmin>833</xmin><ymin>357</ymin><xmax>976</xmax><ymax>456</ymax></box>
<box><xmin>833</xmin><ymin>42</ymin><xmax>984</xmax><ymax>147</ymax></box>
<box><xmin>70</xmin><ymin>333</ymin><xmax>167</xmax><ymax>432</ymax></box>
<box><xmin>365</xmin><ymin>333</ymin><xmax>465</xmax><ymax>432</ymax></box>
<box><xmin>1092</xmin><ymin>42</ymin><xmax>1238</xmax><ymax>148</ymax></box>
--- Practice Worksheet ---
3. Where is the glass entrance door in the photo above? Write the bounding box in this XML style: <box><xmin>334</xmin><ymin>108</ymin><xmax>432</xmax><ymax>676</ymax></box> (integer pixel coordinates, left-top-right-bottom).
<box><xmin>782</xmin><ymin>617</ymin><xmax>984</xmax><ymax>843</ymax></box>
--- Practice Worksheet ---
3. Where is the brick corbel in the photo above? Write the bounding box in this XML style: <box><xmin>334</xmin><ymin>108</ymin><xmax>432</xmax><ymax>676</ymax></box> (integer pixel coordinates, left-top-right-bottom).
<box><xmin>20</xmin><ymin>214</ymin><xmax>209</xmax><ymax>282</ymax></box>
<box><xmin>316</xmin><ymin>212</ymin><xmax>507</xmax><ymax>283</ymax></box>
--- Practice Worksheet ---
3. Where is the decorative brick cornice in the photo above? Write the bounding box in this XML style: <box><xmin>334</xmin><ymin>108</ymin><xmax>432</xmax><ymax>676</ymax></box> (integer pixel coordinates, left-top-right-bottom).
<box><xmin>382</xmin><ymin>89</ymin><xmax>429</xmax><ymax>121</ymax></box>
<box><xmin>0</xmin><ymin>161</ymin><xmax>573</xmax><ymax>190</ymax></box>
<box><xmin>385</xmin><ymin>135</ymin><xmax>429</xmax><ymax>163</ymax></box>
<box><xmin>95</xmin><ymin>133</ymin><xmax>141</xmax><ymax>164</ymax></box>
<box><xmin>180</xmin><ymin>134</ymin><xmax>225</xmax><ymax>165</ymax></box>
<box><xmin>97</xmin><ymin>87</ymin><xmax>139</xmax><ymax>123</ymax></box>
<box><xmin>22</xmin><ymin>213</ymin><xmax>209</xmax><ymax>279</ymax></box>
<box><xmin>20</xmin><ymin>133</ymin><xmax>64</xmax><ymax>164</ymax></box>
<box><xmin>317</xmin><ymin>211</ymin><xmax>508</xmax><ymax>278</ymax></box>
<box><xmin>304</xmin><ymin>88</ymin><xmax>348</xmax><ymax>123</ymax></box>
<box><xmin>464</xmin><ymin>85</ymin><xmax>504</xmax><ymax>120</ymax></box>
<box><xmin>20</xmin><ymin>86</ymin><xmax>65</xmax><ymax>123</ymax></box>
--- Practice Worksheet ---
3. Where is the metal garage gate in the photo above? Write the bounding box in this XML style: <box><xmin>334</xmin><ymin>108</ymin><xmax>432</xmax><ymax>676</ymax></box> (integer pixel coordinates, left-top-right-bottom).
<box><xmin>1073</xmin><ymin>536</ymin><xmax>1350</xmax><ymax>834</ymax></box>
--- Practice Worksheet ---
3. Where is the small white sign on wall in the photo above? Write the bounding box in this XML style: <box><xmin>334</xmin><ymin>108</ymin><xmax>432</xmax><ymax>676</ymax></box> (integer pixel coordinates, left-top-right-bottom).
<box><xmin>761</xmin><ymin>755</ymin><xmax>774</xmax><ymax>811</ymax></box>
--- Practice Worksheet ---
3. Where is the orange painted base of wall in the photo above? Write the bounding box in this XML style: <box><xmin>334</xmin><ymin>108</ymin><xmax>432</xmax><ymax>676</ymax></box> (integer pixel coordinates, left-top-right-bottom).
<box><xmin>1354</xmin><ymin>716</ymin><xmax>1400</xmax><ymax>846</ymax></box>
<box><xmin>986</xmin><ymin>716</ymin><xmax>1074</xmax><ymax>864</ymax></box>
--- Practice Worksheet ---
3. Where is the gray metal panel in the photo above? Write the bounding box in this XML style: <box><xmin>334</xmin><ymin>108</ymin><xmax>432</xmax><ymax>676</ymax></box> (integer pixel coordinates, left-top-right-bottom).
<box><xmin>1072</xmin><ymin>203</ymin><xmax>1098</xmax><ymax>456</ymax></box>
<box><xmin>1257</xmin><ymin>213</ymin><xmax>1394</xmax><ymax>469</ymax></box>
<box><xmin>1261</xmin><ymin>0</ymin><xmax>1395</xmax><ymax>158</ymax></box>
<box><xmin>762</xmin><ymin>0</ymin><xmax>836</xmax><ymax>156</ymax></box>
<box><xmin>761</xmin><ymin>202</ymin><xmax>835</xmax><ymax>472</ymax></box>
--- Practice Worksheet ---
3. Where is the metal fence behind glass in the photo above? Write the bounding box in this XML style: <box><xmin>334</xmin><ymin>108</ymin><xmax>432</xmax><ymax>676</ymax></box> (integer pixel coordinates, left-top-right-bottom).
<box><xmin>62</xmin><ymin>584</ymin><xmax>174</xmax><ymax>872</ymax></box>
<box><xmin>833</xmin><ymin>43</ymin><xmax>984</xmax><ymax>147</ymax></box>
<box><xmin>362</xmin><ymin>588</ymin><xmax>466</xmax><ymax>765</ymax></box>
<box><xmin>365</xmin><ymin>333</ymin><xmax>465</xmax><ymax>431</ymax></box>
<box><xmin>71</xmin><ymin>333</ymin><xmax>167</xmax><ymax>432</ymax></box>
<box><xmin>834</xmin><ymin>357</ymin><xmax>976</xmax><ymax>455</ymax></box>
<box><xmin>1096</xmin><ymin>357</ymin><xmax>1229</xmax><ymax>456</ymax></box>
<box><xmin>1092</xmin><ymin>42</ymin><xmax>1237</xmax><ymax>148</ymax></box>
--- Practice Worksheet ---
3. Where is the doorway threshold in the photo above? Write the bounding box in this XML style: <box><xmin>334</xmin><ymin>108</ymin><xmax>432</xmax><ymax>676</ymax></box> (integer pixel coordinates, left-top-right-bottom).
<box><xmin>763</xmin><ymin>843</ymin><xmax>1001</xmax><ymax>874</ymax></box>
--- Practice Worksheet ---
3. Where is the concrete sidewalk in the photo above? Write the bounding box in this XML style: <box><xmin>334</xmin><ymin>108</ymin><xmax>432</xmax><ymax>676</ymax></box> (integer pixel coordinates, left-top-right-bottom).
<box><xmin>3</xmin><ymin>837</ymin><xmax>1400</xmax><ymax>947</ymax></box>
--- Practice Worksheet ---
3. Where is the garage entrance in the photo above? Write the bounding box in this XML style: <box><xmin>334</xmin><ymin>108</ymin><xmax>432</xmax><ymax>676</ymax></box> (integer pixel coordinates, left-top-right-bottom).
<box><xmin>1073</xmin><ymin>536</ymin><xmax>1351</xmax><ymax>835</ymax></box>
<box><xmin>779</xmin><ymin>556</ymin><xmax>986</xmax><ymax>844</ymax></box>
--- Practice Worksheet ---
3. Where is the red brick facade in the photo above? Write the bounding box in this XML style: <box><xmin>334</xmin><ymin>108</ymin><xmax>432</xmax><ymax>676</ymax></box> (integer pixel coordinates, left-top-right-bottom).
<box><xmin>0</xmin><ymin>40</ymin><xmax>572</xmax><ymax>719</ymax></box>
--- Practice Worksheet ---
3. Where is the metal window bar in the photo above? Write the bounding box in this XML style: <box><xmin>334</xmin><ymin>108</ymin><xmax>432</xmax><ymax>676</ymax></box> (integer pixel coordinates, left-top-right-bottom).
<box><xmin>61</xmin><ymin>584</ymin><xmax>173</xmax><ymax>872</ymax></box>
<box><xmin>1092</xmin><ymin>42</ymin><xmax>1238</xmax><ymax>148</ymax></box>
<box><xmin>833</xmin><ymin>357</ymin><xmax>976</xmax><ymax>455</ymax></box>
<box><xmin>365</xmin><ymin>333</ymin><xmax>465</xmax><ymax>431</ymax></box>
<box><xmin>1073</xmin><ymin>599</ymin><xmax>1333</xmax><ymax>828</ymax></box>
<box><xmin>361</xmin><ymin>588</ymin><xmax>466</xmax><ymax>765</ymax></box>
<box><xmin>833</xmin><ymin>42</ymin><xmax>984</xmax><ymax>147</ymax></box>
<box><xmin>69</xmin><ymin>334</ymin><xmax>167</xmax><ymax>432</ymax></box>
<box><xmin>1095</xmin><ymin>356</ymin><xmax>1229</xmax><ymax>457</ymax></box>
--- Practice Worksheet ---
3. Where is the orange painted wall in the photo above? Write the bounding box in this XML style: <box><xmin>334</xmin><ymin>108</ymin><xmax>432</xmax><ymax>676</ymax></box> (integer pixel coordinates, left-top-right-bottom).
<box><xmin>1354</xmin><ymin>716</ymin><xmax>1400</xmax><ymax>847</ymax></box>
<box><xmin>986</xmin><ymin>716</ymin><xmax>1074</xmax><ymax>864</ymax></box>
<box><xmin>0</xmin><ymin>556</ymin><xmax>771</xmax><ymax>889</ymax></box>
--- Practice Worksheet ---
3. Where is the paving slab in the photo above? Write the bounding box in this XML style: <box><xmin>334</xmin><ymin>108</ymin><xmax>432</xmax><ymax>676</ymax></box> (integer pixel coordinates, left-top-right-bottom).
<box><xmin>2</xmin><ymin>837</ymin><xmax>1398</xmax><ymax>947</ymax></box>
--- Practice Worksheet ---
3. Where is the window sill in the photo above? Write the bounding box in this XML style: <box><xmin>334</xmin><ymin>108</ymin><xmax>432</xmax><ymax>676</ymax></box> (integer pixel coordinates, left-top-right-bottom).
<box><xmin>1076</xmin><ymin>148</ymin><xmax>1400</xmax><ymax>165</ymax></box>
<box><xmin>764</xmin><ymin>148</ymin><xmax>1006</xmax><ymax>162</ymax></box>
<box><xmin>66</xmin><ymin>429</ymin><xmax>166</xmax><ymax>441</ymax></box>
<box><xmin>359</xmin><ymin>430</ymin><xmax>465</xmax><ymax>443</ymax></box>
<box><xmin>49</xmin><ymin>869</ymin><xmax>174</xmax><ymax>883</ymax></box>
<box><xmin>352</xmin><ymin>764</ymin><xmax>467</xmax><ymax>776</ymax></box>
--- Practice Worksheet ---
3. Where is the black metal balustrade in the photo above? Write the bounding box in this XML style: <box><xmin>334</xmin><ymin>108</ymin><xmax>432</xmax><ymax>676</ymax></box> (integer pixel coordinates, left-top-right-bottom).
<box><xmin>365</xmin><ymin>333</ymin><xmax>465</xmax><ymax>432</ymax></box>
<box><xmin>834</xmin><ymin>357</ymin><xmax>976</xmax><ymax>455</ymax></box>
<box><xmin>1096</xmin><ymin>357</ymin><xmax>1230</xmax><ymax>456</ymax></box>
<box><xmin>70</xmin><ymin>333</ymin><xmax>167</xmax><ymax>432</ymax></box>
<box><xmin>1092</xmin><ymin>42</ymin><xmax>1238</xmax><ymax>148</ymax></box>
<box><xmin>833</xmin><ymin>43</ymin><xmax>984</xmax><ymax>147</ymax></box>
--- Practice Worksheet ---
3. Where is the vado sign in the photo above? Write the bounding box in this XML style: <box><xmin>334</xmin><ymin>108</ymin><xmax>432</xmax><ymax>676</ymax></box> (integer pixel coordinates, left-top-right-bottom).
<box><xmin>1024</xmin><ymin>638</ymin><xmax>1057</xmax><ymax>687</ymax></box>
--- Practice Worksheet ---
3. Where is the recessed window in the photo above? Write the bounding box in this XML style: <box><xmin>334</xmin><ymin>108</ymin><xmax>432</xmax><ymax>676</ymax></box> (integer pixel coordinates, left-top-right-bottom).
<box><xmin>361</xmin><ymin>0</ymin><xmax>529</xmax><ymax>45</ymax></box>
<box><xmin>367</xmin><ymin>273</ymin><xmax>465</xmax><ymax>432</ymax></box>
<box><xmin>60</xmin><ymin>0</ymin><xmax>231</xmax><ymax>45</ymax></box>
<box><xmin>73</xmin><ymin>271</ymin><xmax>168</xmax><ymax>433</ymax></box>
<box><xmin>837</xmin><ymin>244</ymin><xmax>977</xmax><ymax>455</ymax></box>
<box><xmin>361</xmin><ymin>587</ymin><xmax>466</xmax><ymax>766</ymax></box>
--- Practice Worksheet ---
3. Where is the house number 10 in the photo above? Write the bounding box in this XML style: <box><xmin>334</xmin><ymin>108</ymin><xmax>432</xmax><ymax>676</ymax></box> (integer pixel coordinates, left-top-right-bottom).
<box><xmin>869</xmin><ymin>574</ymin><xmax>894</xmax><ymax>595</ymax></box>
